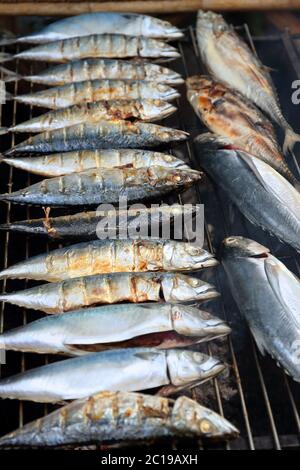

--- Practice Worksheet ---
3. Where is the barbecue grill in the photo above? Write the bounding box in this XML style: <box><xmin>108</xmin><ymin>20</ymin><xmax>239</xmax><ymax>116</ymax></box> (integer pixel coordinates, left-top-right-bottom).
<box><xmin>0</xmin><ymin>15</ymin><xmax>300</xmax><ymax>451</ymax></box>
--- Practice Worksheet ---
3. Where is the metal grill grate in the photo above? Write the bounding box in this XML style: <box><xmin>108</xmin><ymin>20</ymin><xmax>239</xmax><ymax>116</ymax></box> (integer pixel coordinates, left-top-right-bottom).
<box><xmin>0</xmin><ymin>23</ymin><xmax>300</xmax><ymax>450</ymax></box>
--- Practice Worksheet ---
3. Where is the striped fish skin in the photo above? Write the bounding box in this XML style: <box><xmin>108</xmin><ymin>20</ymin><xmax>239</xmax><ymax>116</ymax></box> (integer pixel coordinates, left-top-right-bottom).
<box><xmin>0</xmin><ymin>303</ymin><xmax>231</xmax><ymax>355</ymax></box>
<box><xmin>0</xmin><ymin>239</ymin><xmax>217</xmax><ymax>282</ymax></box>
<box><xmin>23</xmin><ymin>59</ymin><xmax>184</xmax><ymax>86</ymax></box>
<box><xmin>187</xmin><ymin>75</ymin><xmax>299</xmax><ymax>188</ymax></box>
<box><xmin>4</xmin><ymin>121</ymin><xmax>189</xmax><ymax>155</ymax></box>
<box><xmin>15</xmin><ymin>13</ymin><xmax>183</xmax><ymax>43</ymax></box>
<box><xmin>14</xmin><ymin>81</ymin><xmax>180</xmax><ymax>109</ymax></box>
<box><xmin>14</xmin><ymin>34</ymin><xmax>180</xmax><ymax>62</ymax></box>
<box><xmin>0</xmin><ymin>204</ymin><xmax>193</xmax><ymax>238</ymax></box>
<box><xmin>2</xmin><ymin>149</ymin><xmax>187</xmax><ymax>177</ymax></box>
<box><xmin>222</xmin><ymin>236</ymin><xmax>300</xmax><ymax>382</ymax></box>
<box><xmin>0</xmin><ymin>272</ymin><xmax>219</xmax><ymax>314</ymax></box>
<box><xmin>196</xmin><ymin>134</ymin><xmax>300</xmax><ymax>252</ymax></box>
<box><xmin>0</xmin><ymin>347</ymin><xmax>225</xmax><ymax>402</ymax></box>
<box><xmin>196</xmin><ymin>10</ymin><xmax>300</xmax><ymax>154</ymax></box>
<box><xmin>5</xmin><ymin>100</ymin><xmax>177</xmax><ymax>135</ymax></box>
<box><xmin>0</xmin><ymin>166</ymin><xmax>201</xmax><ymax>206</ymax></box>
<box><xmin>0</xmin><ymin>392</ymin><xmax>238</xmax><ymax>448</ymax></box>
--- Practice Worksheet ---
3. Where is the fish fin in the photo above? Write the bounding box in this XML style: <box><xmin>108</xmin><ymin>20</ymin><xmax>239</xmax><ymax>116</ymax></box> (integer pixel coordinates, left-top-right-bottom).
<box><xmin>283</xmin><ymin>127</ymin><xmax>300</xmax><ymax>154</ymax></box>
<box><xmin>0</xmin><ymin>53</ymin><xmax>13</xmax><ymax>63</ymax></box>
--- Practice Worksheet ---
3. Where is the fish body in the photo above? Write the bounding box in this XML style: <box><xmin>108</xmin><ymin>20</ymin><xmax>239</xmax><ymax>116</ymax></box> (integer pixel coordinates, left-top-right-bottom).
<box><xmin>187</xmin><ymin>75</ymin><xmax>299</xmax><ymax>187</ymax></box>
<box><xmin>20</xmin><ymin>59</ymin><xmax>183</xmax><ymax>86</ymax></box>
<box><xmin>13</xmin><ymin>13</ymin><xmax>183</xmax><ymax>43</ymax></box>
<box><xmin>0</xmin><ymin>239</ymin><xmax>217</xmax><ymax>282</ymax></box>
<box><xmin>13</xmin><ymin>34</ymin><xmax>179</xmax><ymax>62</ymax></box>
<box><xmin>2</xmin><ymin>149</ymin><xmax>187</xmax><ymax>177</ymax></box>
<box><xmin>13</xmin><ymin>81</ymin><xmax>179</xmax><ymax>109</ymax></box>
<box><xmin>0</xmin><ymin>347</ymin><xmax>225</xmax><ymax>402</ymax></box>
<box><xmin>222</xmin><ymin>236</ymin><xmax>300</xmax><ymax>382</ymax></box>
<box><xmin>0</xmin><ymin>272</ymin><xmax>219</xmax><ymax>314</ymax></box>
<box><xmin>0</xmin><ymin>303</ymin><xmax>230</xmax><ymax>355</ymax></box>
<box><xmin>196</xmin><ymin>135</ymin><xmax>300</xmax><ymax>252</ymax></box>
<box><xmin>0</xmin><ymin>392</ymin><xmax>238</xmax><ymax>448</ymax></box>
<box><xmin>4</xmin><ymin>120</ymin><xmax>189</xmax><ymax>155</ymax></box>
<box><xmin>3</xmin><ymin>100</ymin><xmax>177</xmax><ymax>135</ymax></box>
<box><xmin>0</xmin><ymin>204</ymin><xmax>193</xmax><ymax>238</ymax></box>
<box><xmin>0</xmin><ymin>166</ymin><xmax>200</xmax><ymax>206</ymax></box>
<box><xmin>196</xmin><ymin>10</ymin><xmax>300</xmax><ymax>153</ymax></box>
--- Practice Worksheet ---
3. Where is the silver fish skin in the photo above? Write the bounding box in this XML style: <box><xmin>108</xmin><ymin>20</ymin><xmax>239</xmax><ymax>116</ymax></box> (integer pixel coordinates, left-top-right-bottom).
<box><xmin>0</xmin><ymin>166</ymin><xmax>200</xmax><ymax>206</ymax></box>
<box><xmin>0</xmin><ymin>303</ymin><xmax>231</xmax><ymax>355</ymax></box>
<box><xmin>21</xmin><ymin>59</ymin><xmax>184</xmax><ymax>86</ymax></box>
<box><xmin>196</xmin><ymin>10</ymin><xmax>300</xmax><ymax>153</ymax></box>
<box><xmin>0</xmin><ymin>392</ymin><xmax>238</xmax><ymax>448</ymax></box>
<box><xmin>4</xmin><ymin>120</ymin><xmax>189</xmax><ymax>155</ymax></box>
<box><xmin>0</xmin><ymin>203</ymin><xmax>193</xmax><ymax>239</ymax></box>
<box><xmin>2</xmin><ymin>100</ymin><xmax>177</xmax><ymax>135</ymax></box>
<box><xmin>0</xmin><ymin>238</ymin><xmax>217</xmax><ymax>282</ymax></box>
<box><xmin>13</xmin><ymin>81</ymin><xmax>179</xmax><ymax>109</ymax></box>
<box><xmin>13</xmin><ymin>34</ymin><xmax>180</xmax><ymax>62</ymax></box>
<box><xmin>2</xmin><ymin>149</ymin><xmax>187</xmax><ymax>177</ymax></box>
<box><xmin>0</xmin><ymin>348</ymin><xmax>225</xmax><ymax>402</ymax></box>
<box><xmin>222</xmin><ymin>236</ymin><xmax>300</xmax><ymax>382</ymax></box>
<box><xmin>196</xmin><ymin>134</ymin><xmax>300</xmax><ymax>252</ymax></box>
<box><xmin>0</xmin><ymin>272</ymin><xmax>219</xmax><ymax>314</ymax></box>
<box><xmin>14</xmin><ymin>13</ymin><xmax>183</xmax><ymax>43</ymax></box>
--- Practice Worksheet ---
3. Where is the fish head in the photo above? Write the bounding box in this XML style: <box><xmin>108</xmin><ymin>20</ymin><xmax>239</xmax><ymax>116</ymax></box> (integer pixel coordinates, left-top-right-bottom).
<box><xmin>149</xmin><ymin>152</ymin><xmax>187</xmax><ymax>169</ymax></box>
<box><xmin>142</xmin><ymin>16</ymin><xmax>183</xmax><ymax>39</ymax></box>
<box><xmin>141</xmin><ymin>39</ymin><xmax>180</xmax><ymax>58</ymax></box>
<box><xmin>166</xmin><ymin>349</ymin><xmax>225</xmax><ymax>386</ymax></box>
<box><xmin>148</xmin><ymin>167</ymin><xmax>201</xmax><ymax>189</ymax></box>
<box><xmin>157</xmin><ymin>66</ymin><xmax>184</xmax><ymax>85</ymax></box>
<box><xmin>141</xmin><ymin>99</ymin><xmax>178</xmax><ymax>120</ymax></box>
<box><xmin>222</xmin><ymin>236</ymin><xmax>270</xmax><ymax>259</ymax></box>
<box><xmin>171</xmin><ymin>396</ymin><xmax>239</xmax><ymax>440</ymax></box>
<box><xmin>163</xmin><ymin>241</ymin><xmax>218</xmax><ymax>271</ymax></box>
<box><xmin>161</xmin><ymin>273</ymin><xmax>220</xmax><ymax>302</ymax></box>
<box><xmin>171</xmin><ymin>304</ymin><xmax>231</xmax><ymax>338</ymax></box>
<box><xmin>197</xmin><ymin>10</ymin><xmax>229</xmax><ymax>36</ymax></box>
<box><xmin>186</xmin><ymin>75</ymin><xmax>213</xmax><ymax>92</ymax></box>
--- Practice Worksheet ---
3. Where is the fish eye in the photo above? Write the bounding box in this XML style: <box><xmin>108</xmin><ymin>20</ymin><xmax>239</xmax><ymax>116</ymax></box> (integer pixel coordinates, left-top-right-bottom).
<box><xmin>200</xmin><ymin>419</ymin><xmax>212</xmax><ymax>433</ymax></box>
<box><xmin>226</xmin><ymin>237</ymin><xmax>236</xmax><ymax>244</ymax></box>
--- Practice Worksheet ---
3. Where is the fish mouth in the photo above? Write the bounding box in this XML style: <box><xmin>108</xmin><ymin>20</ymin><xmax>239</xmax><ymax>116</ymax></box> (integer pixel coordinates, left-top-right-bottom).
<box><xmin>163</xmin><ymin>28</ymin><xmax>184</xmax><ymax>40</ymax></box>
<box><xmin>160</xmin><ymin>45</ymin><xmax>181</xmax><ymax>58</ymax></box>
<box><xmin>222</xmin><ymin>236</ymin><xmax>270</xmax><ymax>258</ymax></box>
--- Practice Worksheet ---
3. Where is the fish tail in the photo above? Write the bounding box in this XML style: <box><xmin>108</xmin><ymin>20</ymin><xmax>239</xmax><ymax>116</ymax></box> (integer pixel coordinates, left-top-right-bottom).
<box><xmin>0</xmin><ymin>127</ymin><xmax>8</xmax><ymax>135</ymax></box>
<box><xmin>283</xmin><ymin>127</ymin><xmax>300</xmax><ymax>155</ymax></box>
<box><xmin>0</xmin><ymin>29</ymin><xmax>16</xmax><ymax>46</ymax></box>
<box><xmin>0</xmin><ymin>52</ymin><xmax>13</xmax><ymax>63</ymax></box>
<box><xmin>0</xmin><ymin>65</ymin><xmax>21</xmax><ymax>82</ymax></box>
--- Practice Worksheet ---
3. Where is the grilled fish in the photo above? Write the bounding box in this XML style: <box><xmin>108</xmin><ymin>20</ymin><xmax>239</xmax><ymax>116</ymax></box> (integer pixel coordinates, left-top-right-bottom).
<box><xmin>0</xmin><ymin>166</ymin><xmax>200</xmax><ymax>206</ymax></box>
<box><xmin>187</xmin><ymin>75</ymin><xmax>299</xmax><ymax>187</ymax></box>
<box><xmin>0</xmin><ymin>204</ymin><xmax>193</xmax><ymax>239</ymax></box>
<box><xmin>0</xmin><ymin>100</ymin><xmax>177</xmax><ymax>136</ymax></box>
<box><xmin>1</xmin><ymin>149</ymin><xmax>187</xmax><ymax>177</ymax></box>
<box><xmin>0</xmin><ymin>303</ymin><xmax>230</xmax><ymax>355</ymax></box>
<box><xmin>2</xmin><ymin>34</ymin><xmax>179</xmax><ymax>63</ymax></box>
<box><xmin>4</xmin><ymin>120</ymin><xmax>189</xmax><ymax>155</ymax></box>
<box><xmin>196</xmin><ymin>134</ymin><xmax>300</xmax><ymax>252</ymax></box>
<box><xmin>196</xmin><ymin>10</ymin><xmax>300</xmax><ymax>153</ymax></box>
<box><xmin>0</xmin><ymin>239</ymin><xmax>217</xmax><ymax>282</ymax></box>
<box><xmin>0</xmin><ymin>272</ymin><xmax>219</xmax><ymax>314</ymax></box>
<box><xmin>222</xmin><ymin>236</ymin><xmax>300</xmax><ymax>382</ymax></box>
<box><xmin>0</xmin><ymin>347</ymin><xmax>225</xmax><ymax>402</ymax></box>
<box><xmin>12</xmin><ymin>81</ymin><xmax>179</xmax><ymax>109</ymax></box>
<box><xmin>1</xmin><ymin>13</ymin><xmax>183</xmax><ymax>44</ymax></box>
<box><xmin>0</xmin><ymin>392</ymin><xmax>238</xmax><ymax>448</ymax></box>
<box><xmin>3</xmin><ymin>59</ymin><xmax>183</xmax><ymax>86</ymax></box>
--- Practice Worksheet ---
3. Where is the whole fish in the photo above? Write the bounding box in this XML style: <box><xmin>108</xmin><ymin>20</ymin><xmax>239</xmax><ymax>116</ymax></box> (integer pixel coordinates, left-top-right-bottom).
<box><xmin>0</xmin><ymin>347</ymin><xmax>225</xmax><ymax>402</ymax></box>
<box><xmin>12</xmin><ymin>81</ymin><xmax>179</xmax><ymax>109</ymax></box>
<box><xmin>1</xmin><ymin>149</ymin><xmax>187</xmax><ymax>177</ymax></box>
<box><xmin>2</xmin><ymin>59</ymin><xmax>183</xmax><ymax>86</ymax></box>
<box><xmin>0</xmin><ymin>303</ymin><xmax>230</xmax><ymax>355</ymax></box>
<box><xmin>0</xmin><ymin>166</ymin><xmax>200</xmax><ymax>206</ymax></box>
<box><xmin>0</xmin><ymin>392</ymin><xmax>239</xmax><ymax>448</ymax></box>
<box><xmin>1</xmin><ymin>13</ymin><xmax>183</xmax><ymax>44</ymax></box>
<box><xmin>0</xmin><ymin>100</ymin><xmax>177</xmax><ymax>136</ymax></box>
<box><xmin>222</xmin><ymin>236</ymin><xmax>300</xmax><ymax>382</ymax></box>
<box><xmin>187</xmin><ymin>75</ymin><xmax>299</xmax><ymax>188</ymax></box>
<box><xmin>196</xmin><ymin>10</ymin><xmax>300</xmax><ymax>153</ymax></box>
<box><xmin>195</xmin><ymin>134</ymin><xmax>300</xmax><ymax>252</ymax></box>
<box><xmin>0</xmin><ymin>203</ymin><xmax>193</xmax><ymax>239</ymax></box>
<box><xmin>4</xmin><ymin>120</ymin><xmax>189</xmax><ymax>155</ymax></box>
<box><xmin>0</xmin><ymin>272</ymin><xmax>219</xmax><ymax>314</ymax></box>
<box><xmin>2</xmin><ymin>34</ymin><xmax>179</xmax><ymax>63</ymax></box>
<box><xmin>0</xmin><ymin>239</ymin><xmax>218</xmax><ymax>282</ymax></box>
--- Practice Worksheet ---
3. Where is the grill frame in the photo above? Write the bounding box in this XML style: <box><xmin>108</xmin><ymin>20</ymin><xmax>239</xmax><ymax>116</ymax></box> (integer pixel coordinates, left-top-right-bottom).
<box><xmin>0</xmin><ymin>21</ymin><xmax>300</xmax><ymax>451</ymax></box>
